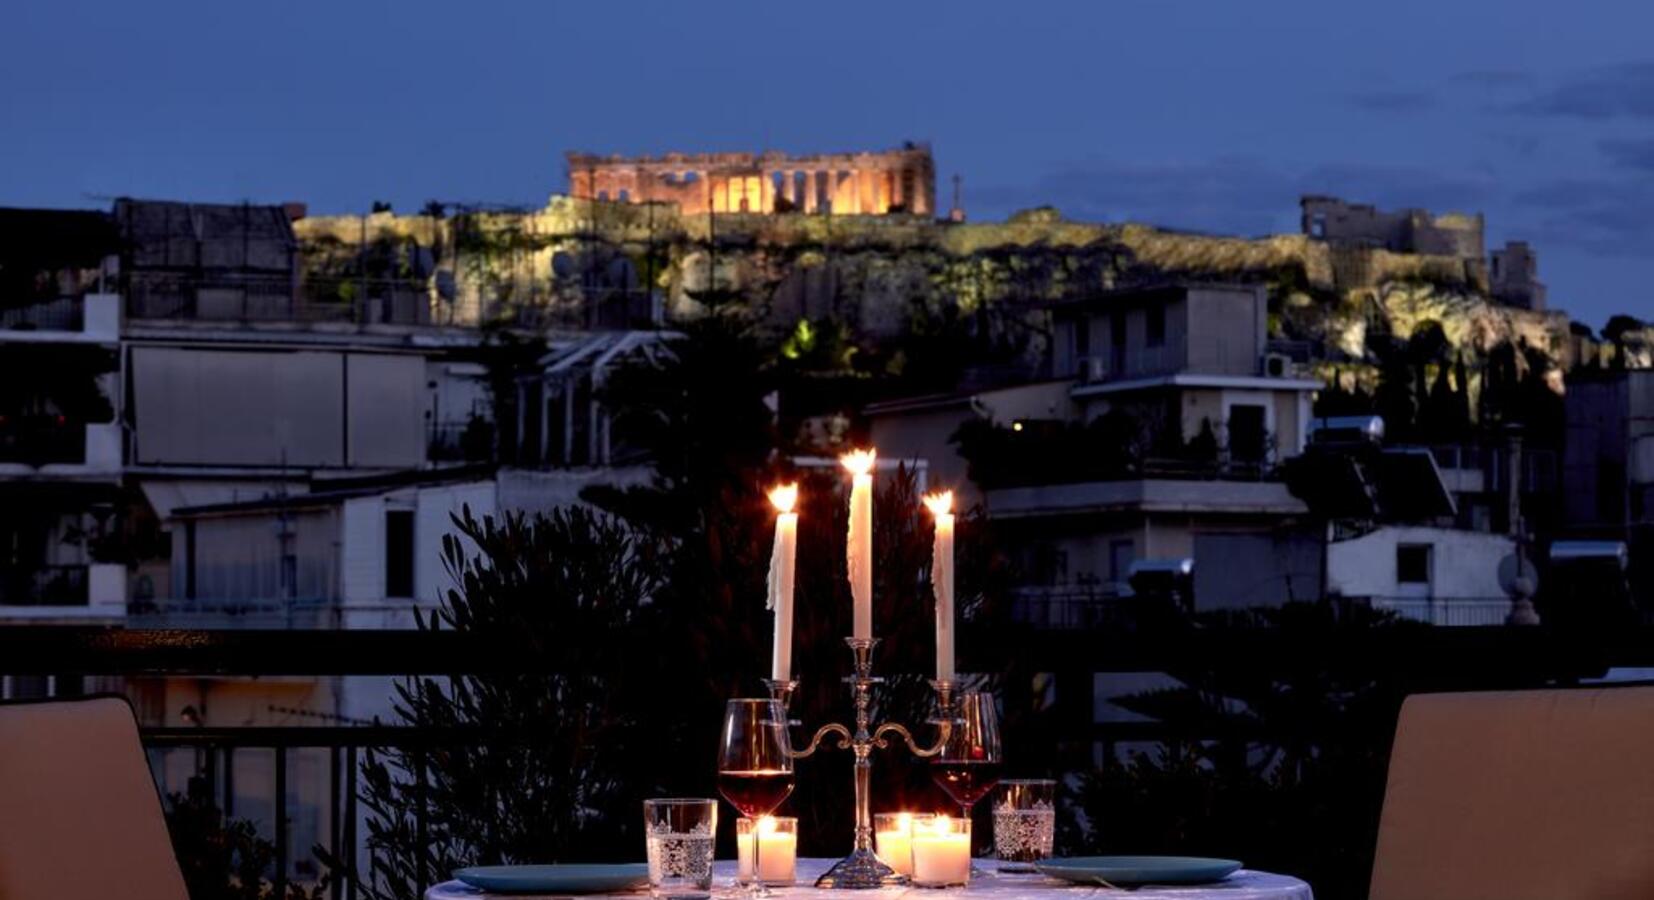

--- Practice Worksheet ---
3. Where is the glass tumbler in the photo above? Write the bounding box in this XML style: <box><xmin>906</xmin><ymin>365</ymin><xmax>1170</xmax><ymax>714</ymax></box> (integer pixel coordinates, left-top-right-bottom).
<box><xmin>643</xmin><ymin>798</ymin><xmax>717</xmax><ymax>899</ymax></box>
<box><xmin>992</xmin><ymin>779</ymin><xmax>1056</xmax><ymax>872</ymax></box>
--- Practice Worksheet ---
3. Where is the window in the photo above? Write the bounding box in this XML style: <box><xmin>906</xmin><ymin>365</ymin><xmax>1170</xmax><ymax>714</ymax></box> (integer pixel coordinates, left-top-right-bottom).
<box><xmin>1110</xmin><ymin>311</ymin><xmax>1127</xmax><ymax>376</ymax></box>
<box><xmin>1146</xmin><ymin>305</ymin><xmax>1166</xmax><ymax>347</ymax></box>
<box><xmin>1228</xmin><ymin>404</ymin><xmax>1267</xmax><ymax>463</ymax></box>
<box><xmin>1108</xmin><ymin>539</ymin><xmax>1135</xmax><ymax>587</ymax></box>
<box><xmin>385</xmin><ymin>510</ymin><xmax>415</xmax><ymax>599</ymax></box>
<box><xmin>1396</xmin><ymin>544</ymin><xmax>1432</xmax><ymax>585</ymax></box>
<box><xmin>1310</xmin><ymin>213</ymin><xmax>1326</xmax><ymax>238</ymax></box>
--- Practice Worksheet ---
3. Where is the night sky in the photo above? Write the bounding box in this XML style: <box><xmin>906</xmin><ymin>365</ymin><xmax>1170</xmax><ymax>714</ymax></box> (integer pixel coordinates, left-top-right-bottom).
<box><xmin>5</xmin><ymin>0</ymin><xmax>1652</xmax><ymax>326</ymax></box>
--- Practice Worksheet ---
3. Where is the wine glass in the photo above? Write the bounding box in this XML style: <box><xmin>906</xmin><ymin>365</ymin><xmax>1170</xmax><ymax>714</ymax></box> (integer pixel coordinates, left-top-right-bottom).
<box><xmin>929</xmin><ymin>692</ymin><xmax>1001</xmax><ymax>864</ymax></box>
<box><xmin>717</xmin><ymin>698</ymin><xmax>795</xmax><ymax>895</ymax></box>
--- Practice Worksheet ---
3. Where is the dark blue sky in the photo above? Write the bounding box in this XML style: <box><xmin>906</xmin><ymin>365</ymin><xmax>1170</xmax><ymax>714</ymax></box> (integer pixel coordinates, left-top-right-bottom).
<box><xmin>5</xmin><ymin>0</ymin><xmax>1653</xmax><ymax>326</ymax></box>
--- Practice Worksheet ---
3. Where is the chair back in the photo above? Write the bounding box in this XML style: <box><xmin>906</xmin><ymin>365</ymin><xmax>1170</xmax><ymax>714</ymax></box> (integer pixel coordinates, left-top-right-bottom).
<box><xmin>1371</xmin><ymin>687</ymin><xmax>1654</xmax><ymax>900</ymax></box>
<box><xmin>0</xmin><ymin>696</ymin><xmax>188</xmax><ymax>900</ymax></box>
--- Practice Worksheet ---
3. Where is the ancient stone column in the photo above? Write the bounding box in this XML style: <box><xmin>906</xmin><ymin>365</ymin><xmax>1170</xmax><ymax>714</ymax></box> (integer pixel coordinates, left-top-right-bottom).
<box><xmin>803</xmin><ymin>171</ymin><xmax>817</xmax><ymax>213</ymax></box>
<box><xmin>890</xmin><ymin>168</ymin><xmax>904</xmax><ymax>211</ymax></box>
<box><xmin>760</xmin><ymin>172</ymin><xmax>775</xmax><ymax>213</ymax></box>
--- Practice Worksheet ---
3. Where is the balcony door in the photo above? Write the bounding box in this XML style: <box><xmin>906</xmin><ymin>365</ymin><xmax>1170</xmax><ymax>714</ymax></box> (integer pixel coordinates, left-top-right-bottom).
<box><xmin>1228</xmin><ymin>404</ymin><xmax>1267</xmax><ymax>464</ymax></box>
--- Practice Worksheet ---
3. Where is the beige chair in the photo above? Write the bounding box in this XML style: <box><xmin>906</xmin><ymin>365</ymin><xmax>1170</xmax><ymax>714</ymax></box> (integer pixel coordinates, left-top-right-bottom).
<box><xmin>1370</xmin><ymin>687</ymin><xmax>1654</xmax><ymax>900</ymax></box>
<box><xmin>0</xmin><ymin>696</ymin><xmax>188</xmax><ymax>900</ymax></box>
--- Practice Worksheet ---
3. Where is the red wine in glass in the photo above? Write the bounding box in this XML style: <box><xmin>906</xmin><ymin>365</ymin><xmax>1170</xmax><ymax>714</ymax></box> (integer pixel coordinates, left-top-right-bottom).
<box><xmin>717</xmin><ymin>769</ymin><xmax>796</xmax><ymax>818</ymax></box>
<box><xmin>930</xmin><ymin>758</ymin><xmax>1003</xmax><ymax>809</ymax></box>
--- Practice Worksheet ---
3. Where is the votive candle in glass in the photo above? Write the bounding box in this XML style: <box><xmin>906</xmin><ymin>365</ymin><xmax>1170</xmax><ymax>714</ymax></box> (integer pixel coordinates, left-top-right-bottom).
<box><xmin>910</xmin><ymin>814</ymin><xmax>971</xmax><ymax>887</ymax></box>
<box><xmin>874</xmin><ymin>812</ymin><xmax>927</xmax><ymax>876</ymax></box>
<box><xmin>735</xmin><ymin>816</ymin><xmax>797</xmax><ymax>885</ymax></box>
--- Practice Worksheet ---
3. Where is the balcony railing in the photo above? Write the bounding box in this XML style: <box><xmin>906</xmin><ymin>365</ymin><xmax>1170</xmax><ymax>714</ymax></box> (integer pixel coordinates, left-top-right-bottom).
<box><xmin>1012</xmin><ymin>587</ymin><xmax>1128</xmax><ymax>629</ymax></box>
<box><xmin>0</xmin><ymin>420</ymin><xmax>87</xmax><ymax>466</ymax></box>
<box><xmin>125</xmin><ymin>276</ymin><xmax>431</xmax><ymax>326</ymax></box>
<box><xmin>1366</xmin><ymin>596</ymin><xmax>1514</xmax><ymax>627</ymax></box>
<box><xmin>125</xmin><ymin>596</ymin><xmax>341</xmax><ymax>629</ymax></box>
<box><xmin>0</xmin><ymin>297</ymin><xmax>85</xmax><ymax>332</ymax></box>
<box><xmin>427</xmin><ymin>421</ymin><xmax>496</xmax><ymax>464</ymax></box>
<box><xmin>4</xmin><ymin>625</ymin><xmax>1653</xmax><ymax>898</ymax></box>
<box><xmin>0</xmin><ymin>565</ymin><xmax>89</xmax><ymax>606</ymax></box>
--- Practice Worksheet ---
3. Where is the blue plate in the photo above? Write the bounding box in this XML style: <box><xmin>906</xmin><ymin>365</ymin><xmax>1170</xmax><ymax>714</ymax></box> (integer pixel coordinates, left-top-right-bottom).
<box><xmin>454</xmin><ymin>864</ymin><xmax>649</xmax><ymax>894</ymax></box>
<box><xmin>1036</xmin><ymin>856</ymin><xmax>1243</xmax><ymax>886</ymax></box>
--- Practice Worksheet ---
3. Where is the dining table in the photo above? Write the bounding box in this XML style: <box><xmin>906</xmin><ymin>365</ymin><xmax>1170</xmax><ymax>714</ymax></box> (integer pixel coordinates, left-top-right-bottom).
<box><xmin>426</xmin><ymin>857</ymin><xmax>1313</xmax><ymax>900</ymax></box>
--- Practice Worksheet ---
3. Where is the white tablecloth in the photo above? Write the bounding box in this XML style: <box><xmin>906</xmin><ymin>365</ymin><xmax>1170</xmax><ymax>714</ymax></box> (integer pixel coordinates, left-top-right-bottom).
<box><xmin>428</xmin><ymin>857</ymin><xmax>1312</xmax><ymax>900</ymax></box>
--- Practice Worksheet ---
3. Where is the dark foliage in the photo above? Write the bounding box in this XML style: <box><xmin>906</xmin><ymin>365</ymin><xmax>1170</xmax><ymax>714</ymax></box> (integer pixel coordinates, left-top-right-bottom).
<box><xmin>1064</xmin><ymin>603</ymin><xmax>1416</xmax><ymax>899</ymax></box>
<box><xmin>347</xmin><ymin>507</ymin><xmax>671</xmax><ymax>900</ymax></box>
<box><xmin>166</xmin><ymin>776</ymin><xmax>327</xmax><ymax>900</ymax></box>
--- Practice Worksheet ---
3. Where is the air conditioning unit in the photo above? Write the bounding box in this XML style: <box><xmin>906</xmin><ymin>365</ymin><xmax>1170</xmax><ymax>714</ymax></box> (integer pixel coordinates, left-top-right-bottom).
<box><xmin>1263</xmin><ymin>353</ymin><xmax>1291</xmax><ymax>378</ymax></box>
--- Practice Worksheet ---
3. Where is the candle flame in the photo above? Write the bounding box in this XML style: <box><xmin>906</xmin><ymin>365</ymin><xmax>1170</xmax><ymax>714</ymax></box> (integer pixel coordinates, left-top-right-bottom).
<box><xmin>897</xmin><ymin>812</ymin><xmax>913</xmax><ymax>831</ymax></box>
<box><xmin>922</xmin><ymin>490</ymin><xmax>954</xmax><ymax>517</ymax></box>
<box><xmin>758</xmin><ymin>815</ymin><xmax>779</xmax><ymax>835</ymax></box>
<box><xmin>840</xmin><ymin>448</ymin><xmax>877</xmax><ymax>476</ymax></box>
<box><xmin>767</xmin><ymin>483</ymin><xmax>798</xmax><ymax>514</ymax></box>
<box><xmin>912</xmin><ymin>814</ymin><xmax>953</xmax><ymax>835</ymax></box>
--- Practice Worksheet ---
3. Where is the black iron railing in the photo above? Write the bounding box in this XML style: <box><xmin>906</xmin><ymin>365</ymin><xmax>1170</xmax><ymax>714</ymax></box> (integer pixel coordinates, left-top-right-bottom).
<box><xmin>0</xmin><ymin>296</ymin><xmax>86</xmax><ymax>332</ymax></box>
<box><xmin>0</xmin><ymin>564</ymin><xmax>90</xmax><ymax>606</ymax></box>
<box><xmin>4</xmin><ymin>624</ymin><xmax>1648</xmax><ymax>897</ymax></box>
<box><xmin>0</xmin><ymin>419</ymin><xmax>87</xmax><ymax>466</ymax></box>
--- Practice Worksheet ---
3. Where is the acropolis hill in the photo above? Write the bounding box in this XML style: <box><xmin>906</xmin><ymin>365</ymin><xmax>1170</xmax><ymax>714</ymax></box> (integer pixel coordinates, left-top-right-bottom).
<box><xmin>294</xmin><ymin>144</ymin><xmax>1615</xmax><ymax>388</ymax></box>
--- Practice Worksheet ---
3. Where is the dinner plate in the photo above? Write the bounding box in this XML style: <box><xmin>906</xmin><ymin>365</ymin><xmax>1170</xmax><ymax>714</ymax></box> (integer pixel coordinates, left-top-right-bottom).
<box><xmin>454</xmin><ymin>864</ymin><xmax>650</xmax><ymax>894</ymax></box>
<box><xmin>1036</xmin><ymin>856</ymin><xmax>1243</xmax><ymax>886</ymax></box>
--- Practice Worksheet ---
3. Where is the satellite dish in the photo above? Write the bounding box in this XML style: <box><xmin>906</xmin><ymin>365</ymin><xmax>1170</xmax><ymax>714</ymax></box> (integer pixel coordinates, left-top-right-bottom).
<box><xmin>1497</xmin><ymin>552</ymin><xmax>1539</xmax><ymax>597</ymax></box>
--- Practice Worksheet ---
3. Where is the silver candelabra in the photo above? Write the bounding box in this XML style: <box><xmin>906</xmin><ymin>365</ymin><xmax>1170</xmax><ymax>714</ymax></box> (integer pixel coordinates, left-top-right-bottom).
<box><xmin>765</xmin><ymin>637</ymin><xmax>956</xmax><ymax>889</ymax></box>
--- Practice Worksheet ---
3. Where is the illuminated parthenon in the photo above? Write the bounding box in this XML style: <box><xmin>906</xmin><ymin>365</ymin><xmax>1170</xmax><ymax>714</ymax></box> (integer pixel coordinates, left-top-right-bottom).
<box><xmin>565</xmin><ymin>143</ymin><xmax>936</xmax><ymax>216</ymax></box>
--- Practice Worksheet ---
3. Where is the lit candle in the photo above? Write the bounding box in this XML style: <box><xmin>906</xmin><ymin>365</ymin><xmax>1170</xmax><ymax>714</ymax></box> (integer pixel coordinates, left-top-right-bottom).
<box><xmin>766</xmin><ymin>483</ymin><xmax>799</xmax><ymax>682</ymax></box>
<box><xmin>736</xmin><ymin>816</ymin><xmax>798</xmax><ymax>884</ymax></box>
<box><xmin>842</xmin><ymin>449</ymin><xmax>876</xmax><ymax>641</ymax></box>
<box><xmin>874</xmin><ymin>812</ymin><xmax>916</xmax><ymax>876</ymax></box>
<box><xmin>910</xmin><ymin>814</ymin><xmax>971</xmax><ymax>887</ymax></box>
<box><xmin>923</xmin><ymin>491</ymin><xmax>956</xmax><ymax>683</ymax></box>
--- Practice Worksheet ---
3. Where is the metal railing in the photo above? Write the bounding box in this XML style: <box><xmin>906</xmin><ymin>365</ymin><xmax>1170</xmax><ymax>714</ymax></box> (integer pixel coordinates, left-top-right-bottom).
<box><xmin>1366</xmin><ymin>596</ymin><xmax>1514</xmax><ymax>627</ymax></box>
<box><xmin>125</xmin><ymin>596</ymin><xmax>342</xmax><ymax>629</ymax></box>
<box><xmin>0</xmin><ymin>419</ymin><xmax>86</xmax><ymax>466</ymax></box>
<box><xmin>427</xmin><ymin>422</ymin><xmax>496</xmax><ymax>464</ymax></box>
<box><xmin>0</xmin><ymin>565</ymin><xmax>90</xmax><ymax>606</ymax></box>
<box><xmin>0</xmin><ymin>297</ymin><xmax>85</xmax><ymax>332</ymax></box>
<box><xmin>1011</xmin><ymin>587</ymin><xmax>1128</xmax><ymax>630</ymax></box>
<box><xmin>125</xmin><ymin>276</ymin><xmax>432</xmax><ymax>326</ymax></box>
<box><xmin>4</xmin><ymin>624</ymin><xmax>1650</xmax><ymax>897</ymax></box>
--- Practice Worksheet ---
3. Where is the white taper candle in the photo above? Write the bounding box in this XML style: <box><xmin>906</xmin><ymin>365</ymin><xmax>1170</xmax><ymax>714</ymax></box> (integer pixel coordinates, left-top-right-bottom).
<box><xmin>842</xmin><ymin>449</ymin><xmax>876</xmax><ymax>641</ymax></box>
<box><xmin>766</xmin><ymin>484</ymin><xmax>799</xmax><ymax>682</ymax></box>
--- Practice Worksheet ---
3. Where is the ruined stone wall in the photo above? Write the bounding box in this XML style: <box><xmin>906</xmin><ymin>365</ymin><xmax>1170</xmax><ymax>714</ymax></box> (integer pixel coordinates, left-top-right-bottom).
<box><xmin>1301</xmin><ymin>195</ymin><xmax>1484</xmax><ymax>260</ymax></box>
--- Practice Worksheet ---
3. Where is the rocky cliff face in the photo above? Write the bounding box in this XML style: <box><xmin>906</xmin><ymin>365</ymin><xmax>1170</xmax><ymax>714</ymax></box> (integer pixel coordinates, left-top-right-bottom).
<box><xmin>295</xmin><ymin>200</ymin><xmax>1579</xmax><ymax>384</ymax></box>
